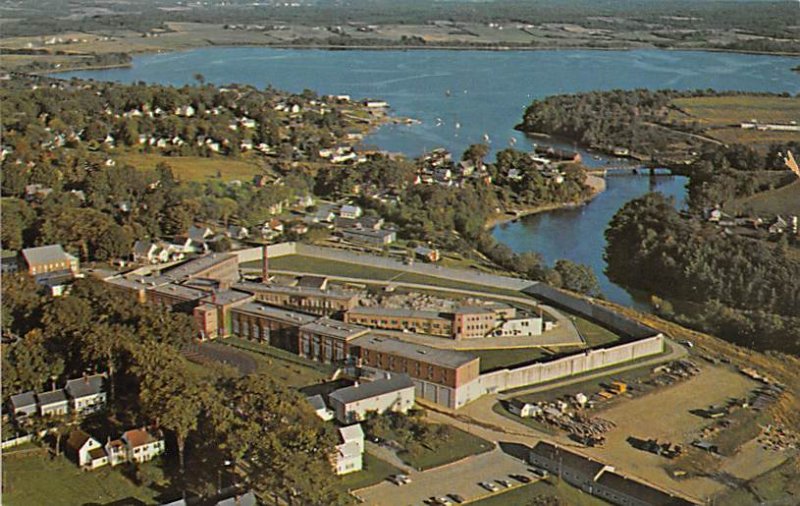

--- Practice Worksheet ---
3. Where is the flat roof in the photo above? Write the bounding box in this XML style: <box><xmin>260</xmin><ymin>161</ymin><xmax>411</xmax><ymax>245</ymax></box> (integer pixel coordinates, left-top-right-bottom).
<box><xmin>232</xmin><ymin>302</ymin><xmax>317</xmax><ymax>325</ymax></box>
<box><xmin>529</xmin><ymin>442</ymin><xmax>607</xmax><ymax>478</ymax></box>
<box><xmin>299</xmin><ymin>317</ymin><xmax>369</xmax><ymax>340</ymax></box>
<box><xmin>106</xmin><ymin>277</ymin><xmax>149</xmax><ymax>291</ymax></box>
<box><xmin>596</xmin><ymin>471</ymin><xmax>698</xmax><ymax>506</ymax></box>
<box><xmin>347</xmin><ymin>306</ymin><xmax>450</xmax><ymax>321</ymax></box>
<box><xmin>201</xmin><ymin>289</ymin><xmax>253</xmax><ymax>306</ymax></box>
<box><xmin>351</xmin><ymin>334</ymin><xmax>478</xmax><ymax>369</ymax></box>
<box><xmin>235</xmin><ymin>281</ymin><xmax>357</xmax><ymax>300</ymax></box>
<box><xmin>163</xmin><ymin>253</ymin><xmax>236</xmax><ymax>281</ymax></box>
<box><xmin>329</xmin><ymin>374</ymin><xmax>415</xmax><ymax>405</ymax></box>
<box><xmin>149</xmin><ymin>283</ymin><xmax>208</xmax><ymax>300</ymax></box>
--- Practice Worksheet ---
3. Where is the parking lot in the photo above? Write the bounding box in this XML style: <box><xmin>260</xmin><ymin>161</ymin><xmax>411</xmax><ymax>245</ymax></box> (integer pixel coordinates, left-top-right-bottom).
<box><xmin>354</xmin><ymin>448</ymin><xmax>539</xmax><ymax>506</ymax></box>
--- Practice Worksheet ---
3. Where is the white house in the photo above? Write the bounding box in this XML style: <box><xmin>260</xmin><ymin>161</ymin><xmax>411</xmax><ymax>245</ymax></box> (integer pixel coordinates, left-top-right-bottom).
<box><xmin>333</xmin><ymin>424</ymin><xmax>364</xmax><ymax>475</ymax></box>
<box><xmin>328</xmin><ymin>374</ymin><xmax>415</xmax><ymax>424</ymax></box>
<box><xmin>37</xmin><ymin>389</ymin><xmax>69</xmax><ymax>416</ymax></box>
<box><xmin>65</xmin><ymin>373</ymin><xmax>107</xmax><ymax>415</ymax></box>
<box><xmin>122</xmin><ymin>427</ymin><xmax>165</xmax><ymax>463</ymax></box>
<box><xmin>340</xmin><ymin>205</ymin><xmax>363</xmax><ymax>220</ymax></box>
<box><xmin>307</xmin><ymin>394</ymin><xmax>334</xmax><ymax>422</ymax></box>
<box><xmin>66</xmin><ymin>430</ymin><xmax>108</xmax><ymax>469</ymax></box>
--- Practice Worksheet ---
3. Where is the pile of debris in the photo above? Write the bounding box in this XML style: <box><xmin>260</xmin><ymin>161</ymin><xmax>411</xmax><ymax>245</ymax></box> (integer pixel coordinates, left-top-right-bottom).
<box><xmin>646</xmin><ymin>360</ymin><xmax>700</xmax><ymax>387</ymax></box>
<box><xmin>757</xmin><ymin>423</ymin><xmax>800</xmax><ymax>452</ymax></box>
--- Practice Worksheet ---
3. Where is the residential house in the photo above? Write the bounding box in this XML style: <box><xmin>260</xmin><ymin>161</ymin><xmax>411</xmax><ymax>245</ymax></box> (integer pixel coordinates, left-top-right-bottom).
<box><xmin>133</xmin><ymin>241</ymin><xmax>170</xmax><ymax>264</ymax></box>
<box><xmin>340</xmin><ymin>205</ymin><xmax>363</xmax><ymax>219</ymax></box>
<box><xmin>215</xmin><ymin>491</ymin><xmax>258</xmax><ymax>506</ymax></box>
<box><xmin>328</xmin><ymin>373</ymin><xmax>415</xmax><ymax>424</ymax></box>
<box><xmin>307</xmin><ymin>394</ymin><xmax>335</xmax><ymax>421</ymax></box>
<box><xmin>21</xmin><ymin>244</ymin><xmax>79</xmax><ymax>276</ymax></box>
<box><xmin>188</xmin><ymin>225</ymin><xmax>215</xmax><ymax>251</ymax></box>
<box><xmin>9</xmin><ymin>391</ymin><xmax>37</xmax><ymax>419</ymax></box>
<box><xmin>333</xmin><ymin>424</ymin><xmax>365</xmax><ymax>475</ymax></box>
<box><xmin>105</xmin><ymin>439</ymin><xmax>128</xmax><ymax>466</ymax></box>
<box><xmin>414</xmin><ymin>246</ymin><xmax>440</xmax><ymax>263</ymax></box>
<box><xmin>66</xmin><ymin>430</ymin><xmax>108</xmax><ymax>469</ymax></box>
<box><xmin>37</xmin><ymin>389</ymin><xmax>69</xmax><ymax>416</ymax></box>
<box><xmin>122</xmin><ymin>427</ymin><xmax>166</xmax><ymax>463</ymax></box>
<box><xmin>65</xmin><ymin>373</ymin><xmax>107</xmax><ymax>415</ymax></box>
<box><xmin>226</xmin><ymin>225</ymin><xmax>250</xmax><ymax>240</ymax></box>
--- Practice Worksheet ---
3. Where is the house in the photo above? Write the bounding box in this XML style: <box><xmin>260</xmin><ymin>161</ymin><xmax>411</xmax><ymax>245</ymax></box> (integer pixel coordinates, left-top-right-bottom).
<box><xmin>65</xmin><ymin>373</ymin><xmax>107</xmax><ymax>415</ymax></box>
<box><xmin>9</xmin><ymin>391</ymin><xmax>37</xmax><ymax>419</ymax></box>
<box><xmin>188</xmin><ymin>225</ymin><xmax>215</xmax><ymax>245</ymax></box>
<box><xmin>66</xmin><ymin>430</ymin><xmax>108</xmax><ymax>469</ymax></box>
<box><xmin>296</xmin><ymin>195</ymin><xmax>315</xmax><ymax>208</ymax></box>
<box><xmin>226</xmin><ymin>225</ymin><xmax>250</xmax><ymax>240</ymax></box>
<box><xmin>328</xmin><ymin>373</ymin><xmax>415</xmax><ymax>423</ymax></box>
<box><xmin>290</xmin><ymin>223</ymin><xmax>309</xmax><ymax>235</ymax></box>
<box><xmin>414</xmin><ymin>246</ymin><xmax>440</xmax><ymax>263</ymax></box>
<box><xmin>333</xmin><ymin>424</ymin><xmax>365</xmax><ymax>475</ymax></box>
<box><xmin>25</xmin><ymin>184</ymin><xmax>53</xmax><ymax>201</ymax></box>
<box><xmin>215</xmin><ymin>491</ymin><xmax>258</xmax><ymax>506</ymax></box>
<box><xmin>133</xmin><ymin>241</ymin><xmax>170</xmax><ymax>264</ymax></box>
<box><xmin>307</xmin><ymin>394</ymin><xmax>334</xmax><ymax>421</ymax></box>
<box><xmin>37</xmin><ymin>389</ymin><xmax>69</xmax><ymax>416</ymax></box>
<box><xmin>105</xmin><ymin>439</ymin><xmax>128</xmax><ymax>466</ymax></box>
<box><xmin>21</xmin><ymin>244</ymin><xmax>79</xmax><ymax>276</ymax></box>
<box><xmin>340</xmin><ymin>205</ymin><xmax>363</xmax><ymax>219</ymax></box>
<box><xmin>1</xmin><ymin>251</ymin><xmax>19</xmax><ymax>273</ymax></box>
<box><xmin>508</xmin><ymin>399</ymin><xmax>540</xmax><ymax>418</ymax></box>
<box><xmin>122</xmin><ymin>427</ymin><xmax>165</xmax><ymax>463</ymax></box>
<box><xmin>34</xmin><ymin>270</ymin><xmax>76</xmax><ymax>297</ymax></box>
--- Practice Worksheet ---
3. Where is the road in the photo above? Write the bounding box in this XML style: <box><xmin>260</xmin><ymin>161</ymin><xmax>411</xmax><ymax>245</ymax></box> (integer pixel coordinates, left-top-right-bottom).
<box><xmin>355</xmin><ymin>447</ymin><xmax>538</xmax><ymax>506</ymax></box>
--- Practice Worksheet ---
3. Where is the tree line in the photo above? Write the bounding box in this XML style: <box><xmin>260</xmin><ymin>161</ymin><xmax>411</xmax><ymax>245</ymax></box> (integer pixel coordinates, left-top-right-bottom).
<box><xmin>605</xmin><ymin>193</ymin><xmax>800</xmax><ymax>354</ymax></box>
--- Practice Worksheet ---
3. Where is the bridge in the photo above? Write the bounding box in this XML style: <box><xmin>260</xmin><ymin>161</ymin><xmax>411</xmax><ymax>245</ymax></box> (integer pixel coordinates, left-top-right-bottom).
<box><xmin>587</xmin><ymin>167</ymin><xmax>673</xmax><ymax>177</ymax></box>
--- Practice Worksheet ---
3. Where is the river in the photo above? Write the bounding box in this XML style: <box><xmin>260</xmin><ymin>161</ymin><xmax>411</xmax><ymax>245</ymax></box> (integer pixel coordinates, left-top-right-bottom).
<box><xmin>60</xmin><ymin>48</ymin><xmax>800</xmax><ymax>307</ymax></box>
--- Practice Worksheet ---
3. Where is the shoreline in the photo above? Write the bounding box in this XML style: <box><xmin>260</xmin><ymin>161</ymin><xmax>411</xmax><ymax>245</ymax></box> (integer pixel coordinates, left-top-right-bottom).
<box><xmin>484</xmin><ymin>174</ymin><xmax>607</xmax><ymax>230</ymax></box>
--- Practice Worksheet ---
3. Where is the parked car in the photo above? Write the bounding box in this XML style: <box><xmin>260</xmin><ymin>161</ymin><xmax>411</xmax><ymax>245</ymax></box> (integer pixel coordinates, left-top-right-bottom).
<box><xmin>389</xmin><ymin>474</ymin><xmax>412</xmax><ymax>485</ymax></box>
<box><xmin>511</xmin><ymin>474</ymin><xmax>531</xmax><ymax>483</ymax></box>
<box><xmin>531</xmin><ymin>468</ymin><xmax>549</xmax><ymax>478</ymax></box>
<box><xmin>480</xmin><ymin>481</ymin><xmax>500</xmax><ymax>492</ymax></box>
<box><xmin>448</xmin><ymin>494</ymin><xmax>466</xmax><ymax>504</ymax></box>
<box><xmin>496</xmin><ymin>479</ymin><xmax>512</xmax><ymax>489</ymax></box>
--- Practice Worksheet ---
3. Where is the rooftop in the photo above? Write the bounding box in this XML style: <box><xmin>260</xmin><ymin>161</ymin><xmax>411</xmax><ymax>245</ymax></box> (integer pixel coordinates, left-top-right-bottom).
<box><xmin>596</xmin><ymin>471</ymin><xmax>698</xmax><ymax>506</ymax></box>
<box><xmin>37</xmin><ymin>389</ymin><xmax>68</xmax><ymax>406</ymax></box>
<box><xmin>150</xmin><ymin>283</ymin><xmax>208</xmax><ymax>301</ymax></box>
<box><xmin>163</xmin><ymin>253</ymin><xmax>236</xmax><ymax>282</ymax></box>
<box><xmin>65</xmin><ymin>373</ymin><xmax>105</xmax><ymax>399</ymax></box>
<box><xmin>341</xmin><ymin>228</ymin><xmax>395</xmax><ymax>239</ymax></box>
<box><xmin>339</xmin><ymin>424</ymin><xmax>364</xmax><ymax>443</ymax></box>
<box><xmin>300</xmin><ymin>317</ymin><xmax>370</xmax><ymax>340</ymax></box>
<box><xmin>21</xmin><ymin>244</ymin><xmax>70</xmax><ymax>266</ymax></box>
<box><xmin>296</xmin><ymin>275</ymin><xmax>328</xmax><ymax>290</ymax></box>
<box><xmin>234</xmin><ymin>281</ymin><xmax>358</xmax><ymax>301</ymax></box>
<box><xmin>201</xmin><ymin>289</ymin><xmax>254</xmax><ymax>306</ymax></box>
<box><xmin>306</xmin><ymin>394</ymin><xmax>328</xmax><ymax>412</ymax></box>
<box><xmin>123</xmin><ymin>427</ymin><xmax>162</xmax><ymax>448</ymax></box>
<box><xmin>351</xmin><ymin>334</ymin><xmax>478</xmax><ymax>369</ymax></box>
<box><xmin>529</xmin><ymin>442</ymin><xmax>607</xmax><ymax>479</ymax></box>
<box><xmin>232</xmin><ymin>302</ymin><xmax>317</xmax><ymax>325</ymax></box>
<box><xmin>348</xmin><ymin>306</ymin><xmax>450</xmax><ymax>321</ymax></box>
<box><xmin>10</xmin><ymin>391</ymin><xmax>36</xmax><ymax>408</ymax></box>
<box><xmin>329</xmin><ymin>374</ymin><xmax>415</xmax><ymax>405</ymax></box>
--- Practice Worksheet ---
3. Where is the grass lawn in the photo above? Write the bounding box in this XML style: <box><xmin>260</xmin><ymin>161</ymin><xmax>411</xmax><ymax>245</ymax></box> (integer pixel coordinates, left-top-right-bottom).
<box><xmin>474</xmin><ymin>347</ymin><xmax>549</xmax><ymax>373</ymax></box>
<box><xmin>2</xmin><ymin>450</ymin><xmax>165</xmax><ymax>506</ymax></box>
<box><xmin>491</xmin><ymin>402</ymin><xmax>560</xmax><ymax>436</ymax></box>
<box><xmin>222</xmin><ymin>336</ymin><xmax>333</xmax><ymax>387</ymax></box>
<box><xmin>470</xmin><ymin>477</ymin><xmax>609</xmax><ymax>506</ymax></box>
<box><xmin>727</xmin><ymin>179</ymin><xmax>800</xmax><ymax>217</ymax></box>
<box><xmin>114</xmin><ymin>152</ymin><xmax>267</xmax><ymax>182</ymax></box>
<box><xmin>714</xmin><ymin>458</ymin><xmax>800</xmax><ymax>506</ymax></box>
<box><xmin>338</xmin><ymin>454</ymin><xmax>403</xmax><ymax>492</ymax></box>
<box><xmin>573</xmin><ymin>316</ymin><xmax>622</xmax><ymax>348</ymax></box>
<box><xmin>672</xmin><ymin>95</ymin><xmax>800</xmax><ymax>127</ymax></box>
<box><xmin>398</xmin><ymin>426</ymin><xmax>492</xmax><ymax>471</ymax></box>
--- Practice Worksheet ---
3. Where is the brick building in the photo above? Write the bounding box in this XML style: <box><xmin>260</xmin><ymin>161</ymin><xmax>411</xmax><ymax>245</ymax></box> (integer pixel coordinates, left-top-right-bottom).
<box><xmin>235</xmin><ymin>281</ymin><xmax>359</xmax><ymax>316</ymax></box>
<box><xmin>230</xmin><ymin>302</ymin><xmax>316</xmax><ymax>352</ymax></box>
<box><xmin>298</xmin><ymin>318</ymin><xmax>370</xmax><ymax>363</ymax></box>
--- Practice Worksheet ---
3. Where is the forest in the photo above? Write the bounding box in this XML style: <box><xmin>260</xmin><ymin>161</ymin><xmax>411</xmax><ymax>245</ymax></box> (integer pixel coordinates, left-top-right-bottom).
<box><xmin>605</xmin><ymin>193</ymin><xmax>800</xmax><ymax>354</ymax></box>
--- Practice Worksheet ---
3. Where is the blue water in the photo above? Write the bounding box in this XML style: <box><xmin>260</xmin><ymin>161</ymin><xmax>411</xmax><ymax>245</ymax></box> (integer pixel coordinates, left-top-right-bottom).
<box><xmin>60</xmin><ymin>48</ymin><xmax>800</xmax><ymax>307</ymax></box>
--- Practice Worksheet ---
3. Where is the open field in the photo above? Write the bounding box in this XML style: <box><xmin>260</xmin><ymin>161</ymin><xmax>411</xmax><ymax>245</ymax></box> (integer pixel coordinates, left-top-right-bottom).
<box><xmin>727</xmin><ymin>178</ymin><xmax>800</xmax><ymax>216</ymax></box>
<box><xmin>474</xmin><ymin>347</ymin><xmax>549</xmax><ymax>373</ymax></box>
<box><xmin>399</xmin><ymin>426</ymin><xmax>493</xmax><ymax>471</ymax></box>
<box><xmin>2</xmin><ymin>449</ymin><xmax>165</xmax><ymax>506</ymax></box>
<box><xmin>714</xmin><ymin>457</ymin><xmax>800</xmax><ymax>506</ymax></box>
<box><xmin>222</xmin><ymin>336</ymin><xmax>334</xmax><ymax>387</ymax></box>
<box><xmin>470</xmin><ymin>478</ymin><xmax>609</xmax><ymax>506</ymax></box>
<box><xmin>115</xmin><ymin>152</ymin><xmax>267</xmax><ymax>182</ymax></box>
<box><xmin>338</xmin><ymin>454</ymin><xmax>403</xmax><ymax>493</ymax></box>
<box><xmin>573</xmin><ymin>316</ymin><xmax>622</xmax><ymax>348</ymax></box>
<box><xmin>672</xmin><ymin>96</ymin><xmax>800</xmax><ymax>127</ymax></box>
<box><xmin>580</xmin><ymin>363</ymin><xmax>761</xmax><ymax>500</ymax></box>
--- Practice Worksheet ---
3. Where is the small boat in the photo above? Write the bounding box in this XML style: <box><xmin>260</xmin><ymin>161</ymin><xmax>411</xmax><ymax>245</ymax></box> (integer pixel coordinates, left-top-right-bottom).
<box><xmin>483</xmin><ymin>133</ymin><xmax>491</xmax><ymax>143</ymax></box>
<box><xmin>455</xmin><ymin>122</ymin><xmax>461</xmax><ymax>129</ymax></box>
<box><xmin>445</xmin><ymin>89</ymin><xmax>451</xmax><ymax>97</ymax></box>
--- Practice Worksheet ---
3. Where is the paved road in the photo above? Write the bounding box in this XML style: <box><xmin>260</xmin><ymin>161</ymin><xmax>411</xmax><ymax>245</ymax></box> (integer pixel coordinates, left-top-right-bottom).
<box><xmin>355</xmin><ymin>448</ymin><xmax>538</xmax><ymax>506</ymax></box>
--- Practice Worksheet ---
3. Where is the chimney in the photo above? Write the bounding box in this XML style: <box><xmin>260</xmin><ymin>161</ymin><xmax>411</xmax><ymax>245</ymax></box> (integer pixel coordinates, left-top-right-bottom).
<box><xmin>261</xmin><ymin>244</ymin><xmax>269</xmax><ymax>284</ymax></box>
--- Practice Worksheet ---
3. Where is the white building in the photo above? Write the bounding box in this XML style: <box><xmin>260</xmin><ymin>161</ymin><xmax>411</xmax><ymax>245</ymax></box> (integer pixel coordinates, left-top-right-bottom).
<box><xmin>65</xmin><ymin>373</ymin><xmax>107</xmax><ymax>415</ymax></box>
<box><xmin>37</xmin><ymin>389</ymin><xmax>69</xmax><ymax>416</ymax></box>
<box><xmin>122</xmin><ymin>428</ymin><xmax>166</xmax><ymax>463</ymax></box>
<box><xmin>307</xmin><ymin>394</ymin><xmax>335</xmax><ymax>422</ymax></box>
<box><xmin>66</xmin><ymin>430</ymin><xmax>108</xmax><ymax>469</ymax></box>
<box><xmin>494</xmin><ymin>316</ymin><xmax>544</xmax><ymax>337</ymax></box>
<box><xmin>508</xmin><ymin>399</ymin><xmax>541</xmax><ymax>418</ymax></box>
<box><xmin>333</xmin><ymin>424</ymin><xmax>364</xmax><ymax>475</ymax></box>
<box><xmin>328</xmin><ymin>374</ymin><xmax>415</xmax><ymax>424</ymax></box>
<box><xmin>340</xmin><ymin>205</ymin><xmax>363</xmax><ymax>219</ymax></box>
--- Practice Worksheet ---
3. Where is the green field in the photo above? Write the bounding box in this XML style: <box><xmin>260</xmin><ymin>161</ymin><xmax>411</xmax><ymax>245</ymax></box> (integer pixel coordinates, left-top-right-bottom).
<box><xmin>727</xmin><ymin>179</ymin><xmax>800</xmax><ymax>216</ymax></box>
<box><xmin>398</xmin><ymin>427</ymin><xmax>493</xmax><ymax>471</ymax></box>
<box><xmin>672</xmin><ymin>96</ymin><xmax>800</xmax><ymax>127</ymax></box>
<box><xmin>714</xmin><ymin>458</ymin><xmax>800</xmax><ymax>506</ymax></box>
<box><xmin>338</xmin><ymin>454</ymin><xmax>403</xmax><ymax>492</ymax></box>
<box><xmin>470</xmin><ymin>477</ymin><xmax>609</xmax><ymax>506</ymax></box>
<box><xmin>474</xmin><ymin>347</ymin><xmax>549</xmax><ymax>373</ymax></box>
<box><xmin>573</xmin><ymin>316</ymin><xmax>622</xmax><ymax>348</ymax></box>
<box><xmin>115</xmin><ymin>152</ymin><xmax>268</xmax><ymax>182</ymax></box>
<box><xmin>222</xmin><ymin>336</ymin><xmax>334</xmax><ymax>387</ymax></box>
<box><xmin>2</xmin><ymin>449</ymin><xmax>165</xmax><ymax>506</ymax></box>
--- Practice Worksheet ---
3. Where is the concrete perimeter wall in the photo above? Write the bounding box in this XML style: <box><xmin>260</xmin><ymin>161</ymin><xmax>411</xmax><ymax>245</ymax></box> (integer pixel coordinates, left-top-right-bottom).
<box><xmin>475</xmin><ymin>334</ymin><xmax>664</xmax><ymax>395</ymax></box>
<box><xmin>523</xmin><ymin>284</ymin><xmax>658</xmax><ymax>339</ymax></box>
<box><xmin>234</xmin><ymin>242</ymin><xmax>298</xmax><ymax>264</ymax></box>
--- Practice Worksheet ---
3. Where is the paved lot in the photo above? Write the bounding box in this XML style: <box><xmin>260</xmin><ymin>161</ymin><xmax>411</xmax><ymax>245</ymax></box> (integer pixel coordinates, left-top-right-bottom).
<box><xmin>354</xmin><ymin>448</ymin><xmax>537</xmax><ymax>506</ymax></box>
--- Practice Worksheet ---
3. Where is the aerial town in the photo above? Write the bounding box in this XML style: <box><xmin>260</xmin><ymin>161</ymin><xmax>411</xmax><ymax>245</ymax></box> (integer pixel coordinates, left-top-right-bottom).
<box><xmin>2</xmin><ymin>1</ymin><xmax>799</xmax><ymax>506</ymax></box>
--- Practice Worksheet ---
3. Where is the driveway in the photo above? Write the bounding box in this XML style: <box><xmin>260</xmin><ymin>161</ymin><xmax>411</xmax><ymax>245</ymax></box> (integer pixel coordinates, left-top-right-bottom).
<box><xmin>354</xmin><ymin>448</ymin><xmax>538</xmax><ymax>506</ymax></box>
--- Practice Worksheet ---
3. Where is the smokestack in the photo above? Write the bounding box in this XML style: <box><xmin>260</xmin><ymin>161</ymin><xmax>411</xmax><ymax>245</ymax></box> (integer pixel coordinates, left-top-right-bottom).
<box><xmin>261</xmin><ymin>244</ymin><xmax>269</xmax><ymax>283</ymax></box>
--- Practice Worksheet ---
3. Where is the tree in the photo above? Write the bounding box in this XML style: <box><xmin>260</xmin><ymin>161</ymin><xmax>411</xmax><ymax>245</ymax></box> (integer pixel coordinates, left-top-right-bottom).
<box><xmin>554</xmin><ymin>259</ymin><xmax>600</xmax><ymax>296</ymax></box>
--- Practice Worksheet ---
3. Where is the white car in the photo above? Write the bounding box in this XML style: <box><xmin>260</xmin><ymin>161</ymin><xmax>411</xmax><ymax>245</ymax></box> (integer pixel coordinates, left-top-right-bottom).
<box><xmin>480</xmin><ymin>481</ymin><xmax>500</xmax><ymax>492</ymax></box>
<box><xmin>390</xmin><ymin>474</ymin><xmax>412</xmax><ymax>485</ymax></box>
